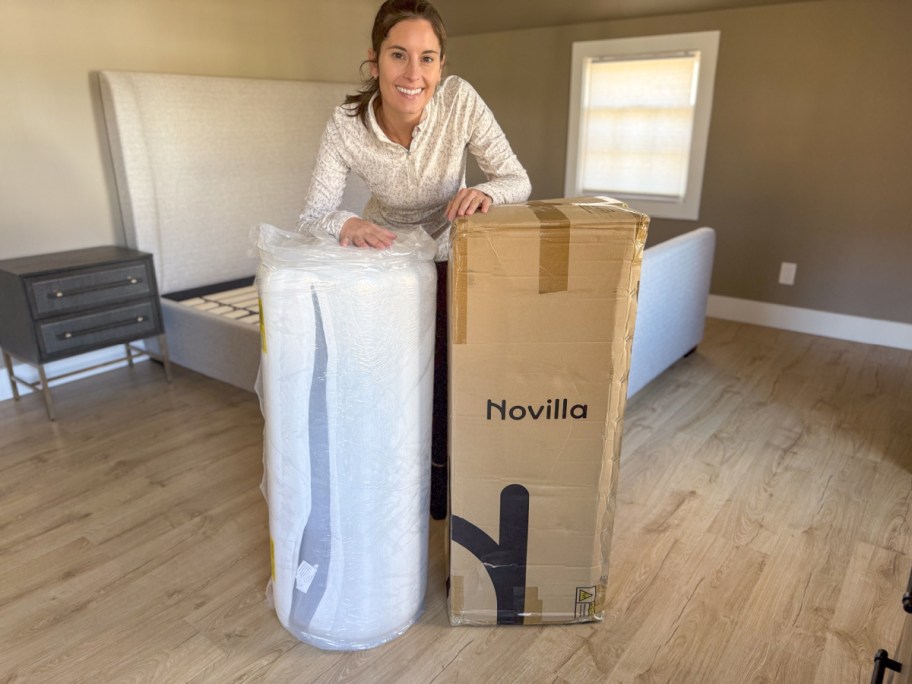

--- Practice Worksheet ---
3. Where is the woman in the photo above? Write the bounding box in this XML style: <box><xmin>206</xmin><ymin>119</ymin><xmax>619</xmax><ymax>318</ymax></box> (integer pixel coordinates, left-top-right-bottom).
<box><xmin>298</xmin><ymin>0</ymin><xmax>531</xmax><ymax>519</ymax></box>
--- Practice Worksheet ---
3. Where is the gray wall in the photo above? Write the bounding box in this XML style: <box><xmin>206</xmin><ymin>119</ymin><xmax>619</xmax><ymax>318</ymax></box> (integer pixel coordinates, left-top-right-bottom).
<box><xmin>446</xmin><ymin>0</ymin><xmax>911</xmax><ymax>324</ymax></box>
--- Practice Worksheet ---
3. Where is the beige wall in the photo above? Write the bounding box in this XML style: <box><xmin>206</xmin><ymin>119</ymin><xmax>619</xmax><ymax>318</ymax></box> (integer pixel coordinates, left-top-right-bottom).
<box><xmin>447</xmin><ymin>0</ymin><xmax>912</xmax><ymax>324</ymax></box>
<box><xmin>0</xmin><ymin>0</ymin><xmax>378</xmax><ymax>260</ymax></box>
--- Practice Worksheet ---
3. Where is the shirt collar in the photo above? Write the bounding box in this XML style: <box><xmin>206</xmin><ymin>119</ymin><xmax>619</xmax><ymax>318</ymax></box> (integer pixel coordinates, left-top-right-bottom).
<box><xmin>367</xmin><ymin>89</ymin><xmax>435</xmax><ymax>144</ymax></box>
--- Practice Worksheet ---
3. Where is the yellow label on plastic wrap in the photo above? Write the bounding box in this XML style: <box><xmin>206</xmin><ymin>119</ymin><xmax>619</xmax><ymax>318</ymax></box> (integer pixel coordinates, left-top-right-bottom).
<box><xmin>259</xmin><ymin>298</ymin><xmax>267</xmax><ymax>353</ymax></box>
<box><xmin>270</xmin><ymin>537</ymin><xmax>275</xmax><ymax>581</ymax></box>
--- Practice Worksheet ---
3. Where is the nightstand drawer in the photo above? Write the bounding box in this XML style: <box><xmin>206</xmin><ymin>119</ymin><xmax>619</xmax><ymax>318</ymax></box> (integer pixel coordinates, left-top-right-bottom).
<box><xmin>28</xmin><ymin>261</ymin><xmax>154</xmax><ymax>318</ymax></box>
<box><xmin>37</xmin><ymin>301</ymin><xmax>161</xmax><ymax>358</ymax></box>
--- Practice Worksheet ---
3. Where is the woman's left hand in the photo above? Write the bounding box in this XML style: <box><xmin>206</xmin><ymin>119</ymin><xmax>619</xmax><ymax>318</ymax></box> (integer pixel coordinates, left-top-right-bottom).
<box><xmin>446</xmin><ymin>188</ymin><xmax>492</xmax><ymax>221</ymax></box>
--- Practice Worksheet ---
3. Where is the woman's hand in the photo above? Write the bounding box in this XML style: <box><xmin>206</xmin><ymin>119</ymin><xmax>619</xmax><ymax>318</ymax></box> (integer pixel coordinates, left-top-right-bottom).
<box><xmin>446</xmin><ymin>188</ymin><xmax>492</xmax><ymax>221</ymax></box>
<box><xmin>339</xmin><ymin>217</ymin><xmax>397</xmax><ymax>249</ymax></box>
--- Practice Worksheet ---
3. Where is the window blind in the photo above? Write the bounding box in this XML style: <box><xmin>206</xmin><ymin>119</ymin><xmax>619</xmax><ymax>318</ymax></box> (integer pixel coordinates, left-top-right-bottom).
<box><xmin>581</xmin><ymin>53</ymin><xmax>701</xmax><ymax>199</ymax></box>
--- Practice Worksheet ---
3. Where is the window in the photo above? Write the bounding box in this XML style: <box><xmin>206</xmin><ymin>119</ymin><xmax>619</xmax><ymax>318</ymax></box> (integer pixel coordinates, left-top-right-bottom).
<box><xmin>565</xmin><ymin>32</ymin><xmax>720</xmax><ymax>220</ymax></box>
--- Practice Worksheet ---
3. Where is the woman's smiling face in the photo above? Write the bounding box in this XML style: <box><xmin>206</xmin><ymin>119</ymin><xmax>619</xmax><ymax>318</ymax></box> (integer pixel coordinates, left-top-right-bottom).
<box><xmin>370</xmin><ymin>18</ymin><xmax>444</xmax><ymax>123</ymax></box>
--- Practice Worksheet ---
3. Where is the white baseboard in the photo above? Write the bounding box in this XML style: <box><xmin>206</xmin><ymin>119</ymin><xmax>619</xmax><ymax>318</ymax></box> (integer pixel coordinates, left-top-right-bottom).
<box><xmin>0</xmin><ymin>346</ymin><xmax>148</xmax><ymax>404</ymax></box>
<box><xmin>707</xmin><ymin>295</ymin><xmax>912</xmax><ymax>351</ymax></box>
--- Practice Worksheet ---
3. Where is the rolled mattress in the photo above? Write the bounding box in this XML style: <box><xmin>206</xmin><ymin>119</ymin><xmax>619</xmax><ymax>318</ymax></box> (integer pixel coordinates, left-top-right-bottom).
<box><xmin>256</xmin><ymin>224</ymin><xmax>437</xmax><ymax>650</ymax></box>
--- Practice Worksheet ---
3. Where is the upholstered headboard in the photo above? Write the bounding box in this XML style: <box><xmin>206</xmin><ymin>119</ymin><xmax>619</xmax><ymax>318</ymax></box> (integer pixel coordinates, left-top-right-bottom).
<box><xmin>99</xmin><ymin>71</ymin><xmax>369</xmax><ymax>294</ymax></box>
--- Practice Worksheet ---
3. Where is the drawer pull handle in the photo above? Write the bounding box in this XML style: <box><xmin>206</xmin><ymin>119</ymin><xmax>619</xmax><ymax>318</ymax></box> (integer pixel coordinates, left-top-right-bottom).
<box><xmin>47</xmin><ymin>277</ymin><xmax>144</xmax><ymax>300</ymax></box>
<box><xmin>871</xmin><ymin>649</ymin><xmax>902</xmax><ymax>684</ymax></box>
<box><xmin>56</xmin><ymin>315</ymin><xmax>152</xmax><ymax>341</ymax></box>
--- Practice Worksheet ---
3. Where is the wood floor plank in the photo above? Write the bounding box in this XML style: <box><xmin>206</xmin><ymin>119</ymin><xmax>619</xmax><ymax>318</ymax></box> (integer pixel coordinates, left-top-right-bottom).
<box><xmin>0</xmin><ymin>489</ymin><xmax>264</xmax><ymax>678</ymax></box>
<box><xmin>708</xmin><ymin>526</ymin><xmax>852</xmax><ymax>683</ymax></box>
<box><xmin>1</xmin><ymin>319</ymin><xmax>911</xmax><ymax>683</ymax></box>
<box><xmin>604</xmin><ymin>534</ymin><xmax>767</xmax><ymax>682</ymax></box>
<box><xmin>858</xmin><ymin>462</ymin><xmax>912</xmax><ymax>555</ymax></box>
<box><xmin>813</xmin><ymin>541</ymin><xmax>908</xmax><ymax>684</ymax></box>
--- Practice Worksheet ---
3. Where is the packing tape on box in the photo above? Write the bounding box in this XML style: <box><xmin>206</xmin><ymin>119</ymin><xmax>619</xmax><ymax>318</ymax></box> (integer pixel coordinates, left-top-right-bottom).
<box><xmin>452</xmin><ymin>236</ymin><xmax>469</xmax><ymax>346</ymax></box>
<box><xmin>451</xmin><ymin>202</ymin><xmax>573</xmax><ymax>345</ymax></box>
<box><xmin>528</xmin><ymin>201</ymin><xmax>571</xmax><ymax>295</ymax></box>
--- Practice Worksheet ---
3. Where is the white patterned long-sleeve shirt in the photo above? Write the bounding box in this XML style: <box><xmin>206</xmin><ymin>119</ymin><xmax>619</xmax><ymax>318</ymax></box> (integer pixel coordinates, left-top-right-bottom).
<box><xmin>297</xmin><ymin>75</ymin><xmax>531</xmax><ymax>260</ymax></box>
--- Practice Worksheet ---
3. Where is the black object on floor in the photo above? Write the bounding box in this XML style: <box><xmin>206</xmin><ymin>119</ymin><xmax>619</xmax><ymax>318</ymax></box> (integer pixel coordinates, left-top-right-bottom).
<box><xmin>431</xmin><ymin>260</ymin><xmax>449</xmax><ymax>520</ymax></box>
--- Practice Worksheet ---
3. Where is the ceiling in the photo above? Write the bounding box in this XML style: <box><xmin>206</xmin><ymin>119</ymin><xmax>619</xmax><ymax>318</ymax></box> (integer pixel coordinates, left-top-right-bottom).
<box><xmin>433</xmin><ymin>0</ymin><xmax>827</xmax><ymax>36</ymax></box>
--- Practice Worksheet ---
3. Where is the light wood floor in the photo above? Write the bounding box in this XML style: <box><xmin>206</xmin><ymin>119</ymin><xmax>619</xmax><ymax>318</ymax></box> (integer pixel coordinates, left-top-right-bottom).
<box><xmin>1</xmin><ymin>318</ymin><xmax>911</xmax><ymax>683</ymax></box>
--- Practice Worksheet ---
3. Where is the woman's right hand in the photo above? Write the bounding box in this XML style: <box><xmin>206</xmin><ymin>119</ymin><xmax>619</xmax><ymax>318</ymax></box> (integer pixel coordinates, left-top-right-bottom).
<box><xmin>339</xmin><ymin>217</ymin><xmax>397</xmax><ymax>250</ymax></box>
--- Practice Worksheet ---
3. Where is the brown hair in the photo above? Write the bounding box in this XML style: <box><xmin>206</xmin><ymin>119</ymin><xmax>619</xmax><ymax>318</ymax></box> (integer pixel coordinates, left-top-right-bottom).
<box><xmin>344</xmin><ymin>0</ymin><xmax>447</xmax><ymax>126</ymax></box>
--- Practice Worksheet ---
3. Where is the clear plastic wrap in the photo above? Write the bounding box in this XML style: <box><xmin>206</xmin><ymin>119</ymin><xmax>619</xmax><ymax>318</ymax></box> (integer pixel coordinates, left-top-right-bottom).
<box><xmin>255</xmin><ymin>224</ymin><xmax>437</xmax><ymax>650</ymax></box>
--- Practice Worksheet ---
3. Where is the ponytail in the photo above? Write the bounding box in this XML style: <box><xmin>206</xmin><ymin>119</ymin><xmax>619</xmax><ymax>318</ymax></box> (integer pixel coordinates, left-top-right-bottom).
<box><xmin>343</xmin><ymin>64</ymin><xmax>380</xmax><ymax>127</ymax></box>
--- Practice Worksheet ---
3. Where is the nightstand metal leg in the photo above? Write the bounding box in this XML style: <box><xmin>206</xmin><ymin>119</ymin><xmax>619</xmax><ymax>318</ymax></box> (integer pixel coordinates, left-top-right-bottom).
<box><xmin>125</xmin><ymin>343</ymin><xmax>134</xmax><ymax>367</ymax></box>
<box><xmin>3</xmin><ymin>350</ymin><xmax>19</xmax><ymax>401</ymax></box>
<box><xmin>37</xmin><ymin>364</ymin><xmax>55</xmax><ymax>421</ymax></box>
<box><xmin>157</xmin><ymin>334</ymin><xmax>173</xmax><ymax>382</ymax></box>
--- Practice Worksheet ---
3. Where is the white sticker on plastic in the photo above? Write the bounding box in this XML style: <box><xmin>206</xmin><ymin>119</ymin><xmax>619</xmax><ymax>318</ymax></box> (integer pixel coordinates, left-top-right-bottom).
<box><xmin>295</xmin><ymin>560</ymin><xmax>319</xmax><ymax>593</ymax></box>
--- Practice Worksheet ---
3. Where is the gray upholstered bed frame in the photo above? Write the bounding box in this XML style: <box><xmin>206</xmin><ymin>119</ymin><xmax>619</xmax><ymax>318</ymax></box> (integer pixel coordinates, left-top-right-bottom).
<box><xmin>99</xmin><ymin>71</ymin><xmax>369</xmax><ymax>390</ymax></box>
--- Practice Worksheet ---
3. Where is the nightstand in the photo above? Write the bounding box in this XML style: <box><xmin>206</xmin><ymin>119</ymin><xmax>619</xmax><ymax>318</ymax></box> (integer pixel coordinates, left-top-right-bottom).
<box><xmin>0</xmin><ymin>246</ymin><xmax>172</xmax><ymax>420</ymax></box>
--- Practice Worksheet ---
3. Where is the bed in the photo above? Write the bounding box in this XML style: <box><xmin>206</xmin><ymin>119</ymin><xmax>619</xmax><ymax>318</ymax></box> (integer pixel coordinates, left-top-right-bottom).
<box><xmin>99</xmin><ymin>70</ymin><xmax>714</xmax><ymax>397</ymax></box>
<box><xmin>99</xmin><ymin>70</ymin><xmax>369</xmax><ymax>390</ymax></box>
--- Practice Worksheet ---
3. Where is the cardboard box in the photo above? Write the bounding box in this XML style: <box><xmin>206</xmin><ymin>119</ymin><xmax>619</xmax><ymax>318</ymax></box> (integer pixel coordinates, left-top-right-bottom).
<box><xmin>447</xmin><ymin>197</ymin><xmax>648</xmax><ymax>625</ymax></box>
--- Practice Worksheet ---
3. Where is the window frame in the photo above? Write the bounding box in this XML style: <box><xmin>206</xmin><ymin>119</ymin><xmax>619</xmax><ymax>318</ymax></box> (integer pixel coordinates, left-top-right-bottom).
<box><xmin>564</xmin><ymin>31</ymin><xmax>721</xmax><ymax>221</ymax></box>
